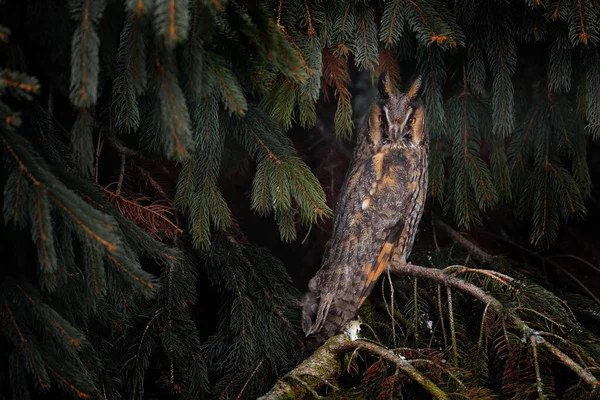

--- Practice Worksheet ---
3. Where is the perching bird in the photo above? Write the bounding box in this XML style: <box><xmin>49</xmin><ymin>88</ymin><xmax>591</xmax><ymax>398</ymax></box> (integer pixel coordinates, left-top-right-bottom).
<box><xmin>301</xmin><ymin>73</ymin><xmax>429</xmax><ymax>347</ymax></box>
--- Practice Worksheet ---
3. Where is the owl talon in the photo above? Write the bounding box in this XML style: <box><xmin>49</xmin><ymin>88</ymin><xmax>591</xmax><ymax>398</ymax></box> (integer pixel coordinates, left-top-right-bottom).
<box><xmin>343</xmin><ymin>319</ymin><xmax>362</xmax><ymax>341</ymax></box>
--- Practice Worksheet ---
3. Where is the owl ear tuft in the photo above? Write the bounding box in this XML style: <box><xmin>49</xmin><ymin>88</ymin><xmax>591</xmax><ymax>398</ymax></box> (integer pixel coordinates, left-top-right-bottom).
<box><xmin>377</xmin><ymin>72</ymin><xmax>393</xmax><ymax>100</ymax></box>
<box><xmin>408</xmin><ymin>75</ymin><xmax>425</xmax><ymax>100</ymax></box>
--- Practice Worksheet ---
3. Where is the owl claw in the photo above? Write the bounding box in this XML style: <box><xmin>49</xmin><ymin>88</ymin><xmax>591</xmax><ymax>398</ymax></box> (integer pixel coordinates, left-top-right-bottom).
<box><xmin>343</xmin><ymin>319</ymin><xmax>362</xmax><ymax>341</ymax></box>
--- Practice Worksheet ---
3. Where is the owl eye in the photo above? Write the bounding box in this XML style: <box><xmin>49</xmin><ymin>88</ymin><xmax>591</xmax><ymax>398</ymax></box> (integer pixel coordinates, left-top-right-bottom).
<box><xmin>408</xmin><ymin>116</ymin><xmax>416</xmax><ymax>125</ymax></box>
<box><xmin>378</xmin><ymin>114</ymin><xmax>385</xmax><ymax>123</ymax></box>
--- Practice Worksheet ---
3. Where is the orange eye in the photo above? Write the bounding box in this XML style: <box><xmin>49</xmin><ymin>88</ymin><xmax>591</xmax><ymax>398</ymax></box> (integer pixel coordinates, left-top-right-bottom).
<box><xmin>409</xmin><ymin>116</ymin><xmax>416</xmax><ymax>124</ymax></box>
<box><xmin>378</xmin><ymin>114</ymin><xmax>384</xmax><ymax>122</ymax></box>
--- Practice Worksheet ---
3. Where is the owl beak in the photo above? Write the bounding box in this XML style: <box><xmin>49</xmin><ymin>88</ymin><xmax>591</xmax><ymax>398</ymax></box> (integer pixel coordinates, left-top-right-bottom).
<box><xmin>390</xmin><ymin>123</ymin><xmax>401</xmax><ymax>140</ymax></box>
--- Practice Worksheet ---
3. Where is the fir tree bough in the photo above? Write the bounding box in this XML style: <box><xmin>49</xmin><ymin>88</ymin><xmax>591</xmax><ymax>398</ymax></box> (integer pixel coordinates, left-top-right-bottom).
<box><xmin>1</xmin><ymin>0</ymin><xmax>600</xmax><ymax>399</ymax></box>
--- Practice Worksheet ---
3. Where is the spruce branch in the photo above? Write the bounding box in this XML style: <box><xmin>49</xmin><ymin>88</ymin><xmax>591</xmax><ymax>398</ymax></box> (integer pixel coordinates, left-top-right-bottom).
<box><xmin>0</xmin><ymin>69</ymin><xmax>40</xmax><ymax>100</ymax></box>
<box><xmin>224</xmin><ymin>231</ymin><xmax>305</xmax><ymax>351</ymax></box>
<box><xmin>404</xmin><ymin>0</ymin><xmax>463</xmax><ymax>48</ymax></box>
<box><xmin>322</xmin><ymin>47</ymin><xmax>353</xmax><ymax>137</ymax></box>
<box><xmin>1</xmin><ymin>127</ymin><xmax>120</xmax><ymax>254</ymax></box>
<box><xmin>237</xmin><ymin>358</ymin><xmax>265</xmax><ymax>400</ymax></box>
<box><xmin>124</xmin><ymin>0</ymin><xmax>151</xmax><ymax>15</ymax></box>
<box><xmin>153</xmin><ymin>0</ymin><xmax>190</xmax><ymax>48</ymax></box>
<box><xmin>152</xmin><ymin>44</ymin><xmax>194</xmax><ymax>160</ymax></box>
<box><xmin>231</xmin><ymin>106</ymin><xmax>331</xmax><ymax>241</ymax></box>
<box><xmin>380</xmin><ymin>0</ymin><xmax>405</xmax><ymax>47</ymax></box>
<box><xmin>351</xmin><ymin>3</ymin><xmax>378</xmax><ymax>71</ymax></box>
<box><xmin>48</xmin><ymin>367</ymin><xmax>92</xmax><ymax>399</ymax></box>
<box><xmin>68</xmin><ymin>0</ymin><xmax>106</xmax><ymax>108</ymax></box>
<box><xmin>260</xmin><ymin>78</ymin><xmax>298</xmax><ymax>130</ymax></box>
<box><xmin>276</xmin><ymin>19</ymin><xmax>313</xmax><ymax>79</ymax></box>
<box><xmin>445</xmin><ymin>90</ymin><xmax>498</xmax><ymax>227</ymax></box>
<box><xmin>390</xmin><ymin>262</ymin><xmax>600</xmax><ymax>388</ymax></box>
<box><xmin>112</xmin><ymin>9</ymin><xmax>148</xmax><ymax>134</ymax></box>
<box><xmin>377</xmin><ymin>48</ymin><xmax>401</xmax><ymax>89</ymax></box>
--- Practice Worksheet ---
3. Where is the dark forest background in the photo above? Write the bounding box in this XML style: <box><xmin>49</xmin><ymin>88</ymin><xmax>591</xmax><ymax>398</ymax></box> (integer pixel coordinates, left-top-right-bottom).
<box><xmin>1</xmin><ymin>1</ymin><xmax>600</xmax><ymax>399</ymax></box>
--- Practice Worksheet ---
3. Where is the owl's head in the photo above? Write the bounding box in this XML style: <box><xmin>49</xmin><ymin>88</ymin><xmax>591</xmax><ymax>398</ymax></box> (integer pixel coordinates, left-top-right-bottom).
<box><xmin>368</xmin><ymin>74</ymin><xmax>426</xmax><ymax>149</ymax></box>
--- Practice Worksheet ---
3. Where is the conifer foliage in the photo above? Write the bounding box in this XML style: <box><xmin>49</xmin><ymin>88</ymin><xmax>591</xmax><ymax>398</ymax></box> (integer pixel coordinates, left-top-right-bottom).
<box><xmin>1</xmin><ymin>0</ymin><xmax>600</xmax><ymax>399</ymax></box>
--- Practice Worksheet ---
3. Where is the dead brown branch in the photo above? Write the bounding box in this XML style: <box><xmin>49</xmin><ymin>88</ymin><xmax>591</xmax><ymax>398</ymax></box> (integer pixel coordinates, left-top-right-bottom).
<box><xmin>103</xmin><ymin>186</ymin><xmax>182</xmax><ymax>239</ymax></box>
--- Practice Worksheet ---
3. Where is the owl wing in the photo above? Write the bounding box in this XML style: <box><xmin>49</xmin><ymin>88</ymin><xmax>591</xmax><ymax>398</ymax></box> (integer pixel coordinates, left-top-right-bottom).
<box><xmin>301</xmin><ymin>149</ymin><xmax>414</xmax><ymax>340</ymax></box>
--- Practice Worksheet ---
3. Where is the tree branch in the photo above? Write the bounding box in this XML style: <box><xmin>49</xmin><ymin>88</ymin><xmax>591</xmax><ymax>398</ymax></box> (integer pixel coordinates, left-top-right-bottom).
<box><xmin>258</xmin><ymin>334</ymin><xmax>448</xmax><ymax>399</ymax></box>
<box><xmin>434</xmin><ymin>219</ymin><xmax>494</xmax><ymax>263</ymax></box>
<box><xmin>390</xmin><ymin>261</ymin><xmax>600</xmax><ymax>387</ymax></box>
<box><xmin>136</xmin><ymin>165</ymin><xmax>171</xmax><ymax>201</ymax></box>
<box><xmin>264</xmin><ymin>259</ymin><xmax>599</xmax><ymax>399</ymax></box>
<box><xmin>104</xmin><ymin>134</ymin><xmax>172</xmax><ymax>176</ymax></box>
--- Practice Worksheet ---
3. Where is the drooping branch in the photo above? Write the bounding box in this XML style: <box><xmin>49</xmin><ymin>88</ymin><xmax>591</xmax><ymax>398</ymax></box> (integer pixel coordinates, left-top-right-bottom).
<box><xmin>390</xmin><ymin>261</ymin><xmax>600</xmax><ymax>388</ymax></box>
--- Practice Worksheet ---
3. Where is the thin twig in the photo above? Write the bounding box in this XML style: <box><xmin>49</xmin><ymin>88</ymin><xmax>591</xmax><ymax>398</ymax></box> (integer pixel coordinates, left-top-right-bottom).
<box><xmin>136</xmin><ymin>165</ymin><xmax>170</xmax><ymax>201</ymax></box>
<box><xmin>438</xmin><ymin>285</ymin><xmax>448</xmax><ymax>349</ymax></box>
<box><xmin>104</xmin><ymin>133</ymin><xmax>145</xmax><ymax>159</ymax></box>
<box><xmin>435</xmin><ymin>219</ymin><xmax>494</xmax><ymax>263</ymax></box>
<box><xmin>447</xmin><ymin>287</ymin><xmax>458</xmax><ymax>366</ymax></box>
<box><xmin>545</xmin><ymin>254</ymin><xmax>600</xmax><ymax>276</ymax></box>
<box><xmin>477</xmin><ymin>302</ymin><xmax>491</xmax><ymax>349</ymax></box>
<box><xmin>443</xmin><ymin>266</ymin><xmax>515</xmax><ymax>286</ymax></box>
<box><xmin>301</xmin><ymin>224</ymin><xmax>313</xmax><ymax>245</ymax></box>
<box><xmin>413</xmin><ymin>277</ymin><xmax>420</xmax><ymax>344</ymax></box>
<box><xmin>530</xmin><ymin>335</ymin><xmax>544</xmax><ymax>399</ymax></box>
<box><xmin>386</xmin><ymin>267</ymin><xmax>397</xmax><ymax>347</ymax></box>
<box><xmin>514</xmin><ymin>307</ymin><xmax>566</xmax><ymax>329</ymax></box>
<box><xmin>237</xmin><ymin>359</ymin><xmax>265</xmax><ymax>400</ymax></box>
<box><xmin>104</xmin><ymin>134</ymin><xmax>172</xmax><ymax>176</ymax></box>
<box><xmin>477</xmin><ymin>230</ymin><xmax>600</xmax><ymax>305</ymax></box>
<box><xmin>432</xmin><ymin>211</ymin><xmax>440</xmax><ymax>252</ymax></box>
<box><xmin>543</xmin><ymin>340</ymin><xmax>598</xmax><ymax>387</ymax></box>
<box><xmin>115</xmin><ymin>154</ymin><xmax>126</xmax><ymax>196</ymax></box>
<box><xmin>95</xmin><ymin>133</ymin><xmax>103</xmax><ymax>184</ymax></box>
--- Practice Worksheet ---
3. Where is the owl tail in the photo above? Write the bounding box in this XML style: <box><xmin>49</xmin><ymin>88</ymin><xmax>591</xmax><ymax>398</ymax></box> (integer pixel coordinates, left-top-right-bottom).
<box><xmin>301</xmin><ymin>288</ymin><xmax>359</xmax><ymax>350</ymax></box>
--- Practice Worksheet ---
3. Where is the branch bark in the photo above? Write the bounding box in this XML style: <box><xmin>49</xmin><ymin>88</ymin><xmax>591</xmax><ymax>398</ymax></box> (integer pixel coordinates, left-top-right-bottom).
<box><xmin>434</xmin><ymin>219</ymin><xmax>494</xmax><ymax>263</ymax></box>
<box><xmin>390</xmin><ymin>261</ymin><xmax>600</xmax><ymax>388</ymax></box>
<box><xmin>258</xmin><ymin>334</ymin><xmax>448</xmax><ymax>399</ymax></box>
<box><xmin>265</xmin><ymin>220</ymin><xmax>599</xmax><ymax>397</ymax></box>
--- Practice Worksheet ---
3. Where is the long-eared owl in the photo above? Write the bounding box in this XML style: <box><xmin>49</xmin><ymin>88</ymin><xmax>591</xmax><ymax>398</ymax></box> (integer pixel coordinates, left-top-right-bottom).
<box><xmin>301</xmin><ymin>74</ymin><xmax>429</xmax><ymax>346</ymax></box>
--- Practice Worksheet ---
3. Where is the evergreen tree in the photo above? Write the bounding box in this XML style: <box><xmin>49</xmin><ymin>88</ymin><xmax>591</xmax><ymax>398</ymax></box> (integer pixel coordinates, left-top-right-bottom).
<box><xmin>1</xmin><ymin>1</ymin><xmax>600</xmax><ymax>399</ymax></box>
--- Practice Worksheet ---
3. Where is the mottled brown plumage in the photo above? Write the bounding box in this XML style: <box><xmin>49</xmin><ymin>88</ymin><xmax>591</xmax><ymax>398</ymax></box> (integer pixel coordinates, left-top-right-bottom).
<box><xmin>301</xmin><ymin>74</ymin><xmax>429</xmax><ymax>347</ymax></box>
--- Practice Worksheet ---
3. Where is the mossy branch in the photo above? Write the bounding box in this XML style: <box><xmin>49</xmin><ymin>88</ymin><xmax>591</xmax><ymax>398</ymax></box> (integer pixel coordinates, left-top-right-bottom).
<box><xmin>258</xmin><ymin>334</ymin><xmax>448</xmax><ymax>399</ymax></box>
